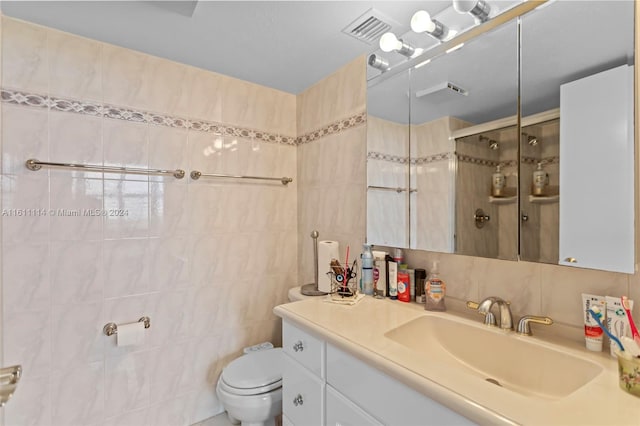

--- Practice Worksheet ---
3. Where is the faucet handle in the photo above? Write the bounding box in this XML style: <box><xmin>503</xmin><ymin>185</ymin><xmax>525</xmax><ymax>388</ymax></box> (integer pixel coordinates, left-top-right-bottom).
<box><xmin>517</xmin><ymin>315</ymin><xmax>553</xmax><ymax>336</ymax></box>
<box><xmin>466</xmin><ymin>300</ymin><xmax>497</xmax><ymax>326</ymax></box>
<box><xmin>466</xmin><ymin>300</ymin><xmax>479</xmax><ymax>310</ymax></box>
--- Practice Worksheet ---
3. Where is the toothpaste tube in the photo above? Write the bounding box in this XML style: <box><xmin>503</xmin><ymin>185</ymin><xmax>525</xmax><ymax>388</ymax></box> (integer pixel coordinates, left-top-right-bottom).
<box><xmin>606</xmin><ymin>296</ymin><xmax>634</xmax><ymax>357</ymax></box>
<box><xmin>582</xmin><ymin>293</ymin><xmax>606</xmax><ymax>351</ymax></box>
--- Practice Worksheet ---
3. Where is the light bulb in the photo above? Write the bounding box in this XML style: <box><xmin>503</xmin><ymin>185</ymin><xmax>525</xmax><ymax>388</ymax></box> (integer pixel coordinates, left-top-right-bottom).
<box><xmin>453</xmin><ymin>0</ymin><xmax>478</xmax><ymax>13</ymax></box>
<box><xmin>411</xmin><ymin>10</ymin><xmax>436</xmax><ymax>33</ymax></box>
<box><xmin>379</xmin><ymin>32</ymin><xmax>401</xmax><ymax>52</ymax></box>
<box><xmin>453</xmin><ymin>0</ymin><xmax>491</xmax><ymax>22</ymax></box>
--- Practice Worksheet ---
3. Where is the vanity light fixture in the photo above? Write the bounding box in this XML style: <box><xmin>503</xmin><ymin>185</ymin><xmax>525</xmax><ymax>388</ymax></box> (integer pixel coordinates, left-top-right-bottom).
<box><xmin>414</xmin><ymin>58</ymin><xmax>432</xmax><ymax>69</ymax></box>
<box><xmin>446</xmin><ymin>43</ymin><xmax>464</xmax><ymax>54</ymax></box>
<box><xmin>368</xmin><ymin>53</ymin><xmax>390</xmax><ymax>72</ymax></box>
<box><xmin>453</xmin><ymin>0</ymin><xmax>492</xmax><ymax>23</ymax></box>
<box><xmin>410</xmin><ymin>10</ymin><xmax>449</xmax><ymax>41</ymax></box>
<box><xmin>379</xmin><ymin>32</ymin><xmax>416</xmax><ymax>57</ymax></box>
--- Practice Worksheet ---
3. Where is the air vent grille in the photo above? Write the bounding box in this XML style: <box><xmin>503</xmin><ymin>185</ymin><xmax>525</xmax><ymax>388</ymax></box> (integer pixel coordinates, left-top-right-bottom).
<box><xmin>342</xmin><ymin>8</ymin><xmax>398</xmax><ymax>45</ymax></box>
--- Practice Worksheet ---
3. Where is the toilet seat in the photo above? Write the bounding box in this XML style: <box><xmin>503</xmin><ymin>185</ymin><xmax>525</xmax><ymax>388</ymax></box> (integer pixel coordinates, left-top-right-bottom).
<box><xmin>219</xmin><ymin>377</ymin><xmax>282</xmax><ymax>396</ymax></box>
<box><xmin>220</xmin><ymin>348</ymin><xmax>283</xmax><ymax>396</ymax></box>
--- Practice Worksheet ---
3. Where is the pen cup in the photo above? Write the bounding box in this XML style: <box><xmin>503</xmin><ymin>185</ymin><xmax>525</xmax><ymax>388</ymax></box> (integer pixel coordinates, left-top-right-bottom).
<box><xmin>617</xmin><ymin>353</ymin><xmax>640</xmax><ymax>397</ymax></box>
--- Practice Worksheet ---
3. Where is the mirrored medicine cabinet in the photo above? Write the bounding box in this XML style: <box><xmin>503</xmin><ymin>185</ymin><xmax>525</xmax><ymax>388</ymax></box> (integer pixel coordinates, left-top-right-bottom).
<box><xmin>366</xmin><ymin>0</ymin><xmax>636</xmax><ymax>274</ymax></box>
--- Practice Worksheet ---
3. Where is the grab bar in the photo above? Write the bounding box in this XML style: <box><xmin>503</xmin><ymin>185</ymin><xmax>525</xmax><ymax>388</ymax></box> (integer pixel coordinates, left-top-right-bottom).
<box><xmin>190</xmin><ymin>170</ymin><xmax>293</xmax><ymax>185</ymax></box>
<box><xmin>26</xmin><ymin>159</ymin><xmax>186</xmax><ymax>179</ymax></box>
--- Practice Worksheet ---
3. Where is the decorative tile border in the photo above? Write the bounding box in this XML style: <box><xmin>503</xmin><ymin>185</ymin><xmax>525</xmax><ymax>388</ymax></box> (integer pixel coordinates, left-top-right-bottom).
<box><xmin>367</xmin><ymin>151</ymin><xmax>408</xmax><ymax>164</ymax></box>
<box><xmin>368</xmin><ymin>151</ymin><xmax>454</xmax><ymax>165</ymax></box>
<box><xmin>1</xmin><ymin>88</ymin><xmax>299</xmax><ymax>145</ymax></box>
<box><xmin>412</xmin><ymin>152</ymin><xmax>453</xmax><ymax>165</ymax></box>
<box><xmin>522</xmin><ymin>155</ymin><xmax>559</xmax><ymax>165</ymax></box>
<box><xmin>296</xmin><ymin>112</ymin><xmax>367</xmax><ymax>145</ymax></box>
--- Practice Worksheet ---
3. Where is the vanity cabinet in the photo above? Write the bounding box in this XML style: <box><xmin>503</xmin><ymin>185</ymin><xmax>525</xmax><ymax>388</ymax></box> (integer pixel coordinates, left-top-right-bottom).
<box><xmin>282</xmin><ymin>320</ymin><xmax>475</xmax><ymax>426</ymax></box>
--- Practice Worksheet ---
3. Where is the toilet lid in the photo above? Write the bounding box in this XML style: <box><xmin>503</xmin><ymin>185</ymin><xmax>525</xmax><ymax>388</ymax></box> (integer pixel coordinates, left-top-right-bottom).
<box><xmin>221</xmin><ymin>348</ymin><xmax>282</xmax><ymax>390</ymax></box>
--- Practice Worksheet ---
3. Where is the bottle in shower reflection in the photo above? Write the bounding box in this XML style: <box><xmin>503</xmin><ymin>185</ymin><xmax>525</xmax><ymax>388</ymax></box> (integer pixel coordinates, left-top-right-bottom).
<box><xmin>532</xmin><ymin>162</ymin><xmax>549</xmax><ymax>196</ymax></box>
<box><xmin>492</xmin><ymin>165</ymin><xmax>506</xmax><ymax>197</ymax></box>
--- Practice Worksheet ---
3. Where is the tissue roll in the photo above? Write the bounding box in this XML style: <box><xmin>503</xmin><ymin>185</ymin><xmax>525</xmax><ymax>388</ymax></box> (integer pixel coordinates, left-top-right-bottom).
<box><xmin>117</xmin><ymin>321</ymin><xmax>146</xmax><ymax>347</ymax></box>
<box><xmin>318</xmin><ymin>240</ymin><xmax>340</xmax><ymax>293</ymax></box>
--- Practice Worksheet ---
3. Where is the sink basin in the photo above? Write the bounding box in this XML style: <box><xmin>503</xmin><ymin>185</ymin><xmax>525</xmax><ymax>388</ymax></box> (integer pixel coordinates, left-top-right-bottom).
<box><xmin>385</xmin><ymin>315</ymin><xmax>602</xmax><ymax>400</ymax></box>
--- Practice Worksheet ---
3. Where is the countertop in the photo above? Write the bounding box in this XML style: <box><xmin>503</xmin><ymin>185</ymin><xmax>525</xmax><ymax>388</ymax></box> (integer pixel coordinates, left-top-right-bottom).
<box><xmin>273</xmin><ymin>296</ymin><xmax>640</xmax><ymax>425</ymax></box>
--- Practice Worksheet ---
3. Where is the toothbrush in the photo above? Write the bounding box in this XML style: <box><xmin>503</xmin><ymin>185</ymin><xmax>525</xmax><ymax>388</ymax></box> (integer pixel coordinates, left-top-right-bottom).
<box><xmin>589</xmin><ymin>307</ymin><xmax>625</xmax><ymax>352</ymax></box>
<box><xmin>621</xmin><ymin>296</ymin><xmax>640</xmax><ymax>345</ymax></box>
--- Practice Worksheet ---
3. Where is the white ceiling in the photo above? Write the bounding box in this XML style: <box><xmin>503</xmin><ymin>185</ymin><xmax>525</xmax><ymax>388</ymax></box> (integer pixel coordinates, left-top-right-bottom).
<box><xmin>0</xmin><ymin>0</ymin><xmax>454</xmax><ymax>94</ymax></box>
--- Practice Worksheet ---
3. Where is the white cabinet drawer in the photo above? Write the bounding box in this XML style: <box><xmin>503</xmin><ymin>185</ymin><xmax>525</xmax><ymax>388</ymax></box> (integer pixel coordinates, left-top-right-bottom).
<box><xmin>282</xmin><ymin>414</ymin><xmax>294</xmax><ymax>426</ymax></box>
<box><xmin>326</xmin><ymin>385</ymin><xmax>382</xmax><ymax>426</ymax></box>
<box><xmin>326</xmin><ymin>344</ymin><xmax>476</xmax><ymax>426</ymax></box>
<box><xmin>283</xmin><ymin>354</ymin><xmax>324</xmax><ymax>426</ymax></box>
<box><xmin>283</xmin><ymin>320</ymin><xmax>325</xmax><ymax>378</ymax></box>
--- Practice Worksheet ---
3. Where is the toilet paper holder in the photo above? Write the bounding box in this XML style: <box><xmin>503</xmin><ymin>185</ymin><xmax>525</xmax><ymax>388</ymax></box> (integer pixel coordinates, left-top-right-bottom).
<box><xmin>103</xmin><ymin>316</ymin><xmax>151</xmax><ymax>336</ymax></box>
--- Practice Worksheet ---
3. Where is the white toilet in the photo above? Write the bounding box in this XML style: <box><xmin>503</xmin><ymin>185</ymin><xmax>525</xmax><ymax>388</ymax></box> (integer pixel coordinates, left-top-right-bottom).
<box><xmin>216</xmin><ymin>347</ymin><xmax>283</xmax><ymax>426</ymax></box>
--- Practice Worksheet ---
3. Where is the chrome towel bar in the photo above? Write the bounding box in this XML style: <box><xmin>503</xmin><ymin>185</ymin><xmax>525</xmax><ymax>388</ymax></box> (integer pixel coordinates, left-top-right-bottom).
<box><xmin>26</xmin><ymin>159</ymin><xmax>186</xmax><ymax>179</ymax></box>
<box><xmin>190</xmin><ymin>170</ymin><xmax>293</xmax><ymax>185</ymax></box>
<box><xmin>367</xmin><ymin>185</ymin><xmax>417</xmax><ymax>193</ymax></box>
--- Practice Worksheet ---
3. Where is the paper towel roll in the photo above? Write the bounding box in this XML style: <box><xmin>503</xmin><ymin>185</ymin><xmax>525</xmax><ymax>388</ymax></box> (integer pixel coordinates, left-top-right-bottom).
<box><xmin>318</xmin><ymin>240</ymin><xmax>340</xmax><ymax>293</ymax></box>
<box><xmin>117</xmin><ymin>322</ymin><xmax>146</xmax><ymax>347</ymax></box>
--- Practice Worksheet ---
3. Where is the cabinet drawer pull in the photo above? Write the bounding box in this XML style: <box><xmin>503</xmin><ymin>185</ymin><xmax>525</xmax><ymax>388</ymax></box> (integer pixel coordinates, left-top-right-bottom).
<box><xmin>293</xmin><ymin>341</ymin><xmax>304</xmax><ymax>352</ymax></box>
<box><xmin>293</xmin><ymin>394</ymin><xmax>304</xmax><ymax>406</ymax></box>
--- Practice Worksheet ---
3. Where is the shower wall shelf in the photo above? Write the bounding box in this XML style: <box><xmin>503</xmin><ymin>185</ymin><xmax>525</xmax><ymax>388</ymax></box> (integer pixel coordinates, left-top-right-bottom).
<box><xmin>528</xmin><ymin>194</ymin><xmax>559</xmax><ymax>204</ymax></box>
<box><xmin>25</xmin><ymin>159</ymin><xmax>186</xmax><ymax>179</ymax></box>
<box><xmin>489</xmin><ymin>195</ymin><xmax>517</xmax><ymax>205</ymax></box>
<box><xmin>190</xmin><ymin>170</ymin><xmax>293</xmax><ymax>185</ymax></box>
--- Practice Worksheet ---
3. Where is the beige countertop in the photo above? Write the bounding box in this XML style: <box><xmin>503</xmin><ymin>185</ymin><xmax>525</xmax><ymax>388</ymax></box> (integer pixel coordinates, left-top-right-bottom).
<box><xmin>274</xmin><ymin>296</ymin><xmax>640</xmax><ymax>425</ymax></box>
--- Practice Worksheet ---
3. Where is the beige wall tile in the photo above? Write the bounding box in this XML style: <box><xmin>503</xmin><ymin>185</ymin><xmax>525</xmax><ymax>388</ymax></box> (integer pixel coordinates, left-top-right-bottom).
<box><xmin>539</xmin><ymin>263</ymin><xmax>630</xmax><ymax>326</ymax></box>
<box><xmin>141</xmin><ymin>55</ymin><xmax>187</xmax><ymax>115</ymax></box>
<box><xmin>2</xmin><ymin>17</ymin><xmax>48</xmax><ymax>93</ymax></box>
<box><xmin>297</xmin><ymin>55</ymin><xmax>366</xmax><ymax>135</ymax></box>
<box><xmin>221</xmin><ymin>76</ymin><xmax>296</xmax><ymax>136</ymax></box>
<box><xmin>102</xmin><ymin>43</ymin><xmax>149</xmax><ymax>110</ymax></box>
<box><xmin>48</xmin><ymin>29</ymin><xmax>102</xmax><ymax>101</ymax></box>
<box><xmin>175</xmin><ymin>66</ymin><xmax>223</xmax><ymax>122</ymax></box>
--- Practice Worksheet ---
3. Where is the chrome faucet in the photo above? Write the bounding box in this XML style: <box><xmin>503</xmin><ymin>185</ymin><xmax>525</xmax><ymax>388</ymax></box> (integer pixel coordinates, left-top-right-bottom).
<box><xmin>477</xmin><ymin>297</ymin><xmax>513</xmax><ymax>330</ymax></box>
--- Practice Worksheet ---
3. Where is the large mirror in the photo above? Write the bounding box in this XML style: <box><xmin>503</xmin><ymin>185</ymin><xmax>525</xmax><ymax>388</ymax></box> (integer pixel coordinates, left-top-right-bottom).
<box><xmin>366</xmin><ymin>0</ymin><xmax>635</xmax><ymax>273</ymax></box>
<box><xmin>409</xmin><ymin>20</ymin><xmax>518</xmax><ymax>260</ymax></box>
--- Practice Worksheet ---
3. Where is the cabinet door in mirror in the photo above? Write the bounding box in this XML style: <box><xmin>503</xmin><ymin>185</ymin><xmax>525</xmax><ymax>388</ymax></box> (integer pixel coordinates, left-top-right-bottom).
<box><xmin>409</xmin><ymin>21</ymin><xmax>518</xmax><ymax>260</ymax></box>
<box><xmin>367</xmin><ymin>70</ymin><xmax>410</xmax><ymax>248</ymax></box>
<box><xmin>520</xmin><ymin>1</ymin><xmax>635</xmax><ymax>273</ymax></box>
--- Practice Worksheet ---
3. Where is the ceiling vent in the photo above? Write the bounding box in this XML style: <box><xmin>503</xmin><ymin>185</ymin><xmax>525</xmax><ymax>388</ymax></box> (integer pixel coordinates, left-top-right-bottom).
<box><xmin>416</xmin><ymin>82</ymin><xmax>469</xmax><ymax>101</ymax></box>
<box><xmin>342</xmin><ymin>8</ymin><xmax>400</xmax><ymax>45</ymax></box>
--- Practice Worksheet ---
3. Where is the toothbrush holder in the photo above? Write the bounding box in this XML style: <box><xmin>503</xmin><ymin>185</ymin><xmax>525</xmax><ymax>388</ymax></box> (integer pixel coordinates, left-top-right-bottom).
<box><xmin>327</xmin><ymin>269</ymin><xmax>358</xmax><ymax>302</ymax></box>
<box><xmin>617</xmin><ymin>354</ymin><xmax>640</xmax><ymax>398</ymax></box>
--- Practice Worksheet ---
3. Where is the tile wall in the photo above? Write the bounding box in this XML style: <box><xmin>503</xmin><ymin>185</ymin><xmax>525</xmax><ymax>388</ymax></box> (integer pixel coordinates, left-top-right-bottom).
<box><xmin>296</xmin><ymin>56</ymin><xmax>367</xmax><ymax>286</ymax></box>
<box><xmin>366</xmin><ymin>115</ymin><xmax>408</xmax><ymax>248</ymax></box>
<box><xmin>410</xmin><ymin>116</ymin><xmax>468</xmax><ymax>253</ymax></box>
<box><xmin>0</xmin><ymin>17</ymin><xmax>298</xmax><ymax>425</ymax></box>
